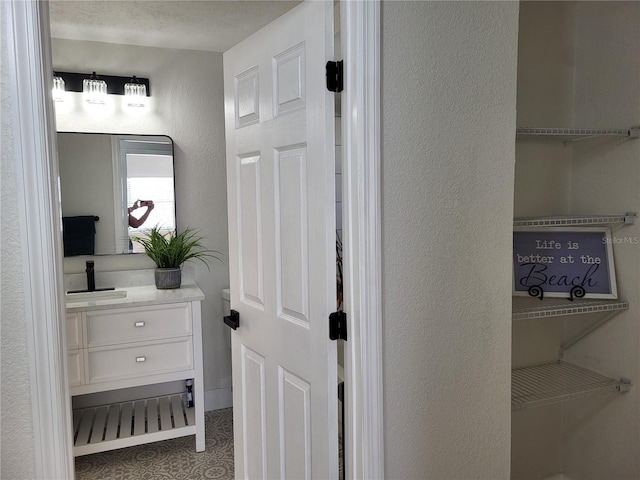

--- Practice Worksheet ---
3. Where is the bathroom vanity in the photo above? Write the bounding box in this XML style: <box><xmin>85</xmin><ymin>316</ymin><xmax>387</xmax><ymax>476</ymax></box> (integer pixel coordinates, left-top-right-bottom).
<box><xmin>65</xmin><ymin>284</ymin><xmax>205</xmax><ymax>456</ymax></box>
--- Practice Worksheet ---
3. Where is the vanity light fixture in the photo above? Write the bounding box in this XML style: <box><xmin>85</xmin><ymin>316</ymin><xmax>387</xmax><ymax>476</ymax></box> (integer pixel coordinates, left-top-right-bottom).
<box><xmin>52</xmin><ymin>71</ymin><xmax>151</xmax><ymax>108</ymax></box>
<box><xmin>83</xmin><ymin>72</ymin><xmax>107</xmax><ymax>105</ymax></box>
<box><xmin>52</xmin><ymin>72</ymin><xmax>66</xmax><ymax>102</ymax></box>
<box><xmin>124</xmin><ymin>76</ymin><xmax>147</xmax><ymax>108</ymax></box>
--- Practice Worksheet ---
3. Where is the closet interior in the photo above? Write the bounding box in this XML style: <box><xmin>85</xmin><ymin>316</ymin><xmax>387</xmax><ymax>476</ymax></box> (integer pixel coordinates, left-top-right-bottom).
<box><xmin>511</xmin><ymin>2</ymin><xmax>639</xmax><ymax>480</ymax></box>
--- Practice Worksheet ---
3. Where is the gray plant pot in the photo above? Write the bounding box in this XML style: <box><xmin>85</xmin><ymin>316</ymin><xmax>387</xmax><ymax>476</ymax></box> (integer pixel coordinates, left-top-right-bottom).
<box><xmin>155</xmin><ymin>267</ymin><xmax>182</xmax><ymax>289</ymax></box>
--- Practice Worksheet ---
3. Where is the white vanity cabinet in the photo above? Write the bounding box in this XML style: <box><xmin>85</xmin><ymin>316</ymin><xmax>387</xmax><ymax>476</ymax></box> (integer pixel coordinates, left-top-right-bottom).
<box><xmin>66</xmin><ymin>312</ymin><xmax>84</xmax><ymax>387</ymax></box>
<box><xmin>66</xmin><ymin>285</ymin><xmax>205</xmax><ymax>457</ymax></box>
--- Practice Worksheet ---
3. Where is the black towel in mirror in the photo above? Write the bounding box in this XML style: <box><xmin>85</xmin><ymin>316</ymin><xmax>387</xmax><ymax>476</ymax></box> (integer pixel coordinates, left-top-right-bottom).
<box><xmin>63</xmin><ymin>216</ymin><xmax>97</xmax><ymax>256</ymax></box>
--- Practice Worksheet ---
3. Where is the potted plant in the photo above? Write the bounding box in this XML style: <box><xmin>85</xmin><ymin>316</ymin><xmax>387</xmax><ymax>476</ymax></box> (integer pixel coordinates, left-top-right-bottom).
<box><xmin>131</xmin><ymin>226</ymin><xmax>222</xmax><ymax>289</ymax></box>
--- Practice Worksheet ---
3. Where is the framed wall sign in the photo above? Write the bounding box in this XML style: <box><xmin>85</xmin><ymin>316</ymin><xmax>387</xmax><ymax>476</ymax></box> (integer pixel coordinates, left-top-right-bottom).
<box><xmin>513</xmin><ymin>227</ymin><xmax>618</xmax><ymax>299</ymax></box>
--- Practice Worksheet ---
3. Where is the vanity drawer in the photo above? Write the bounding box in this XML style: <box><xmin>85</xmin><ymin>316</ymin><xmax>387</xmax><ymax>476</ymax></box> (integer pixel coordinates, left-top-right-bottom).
<box><xmin>87</xmin><ymin>337</ymin><xmax>193</xmax><ymax>384</ymax></box>
<box><xmin>86</xmin><ymin>303</ymin><xmax>191</xmax><ymax>347</ymax></box>
<box><xmin>68</xmin><ymin>349</ymin><xmax>84</xmax><ymax>387</ymax></box>
<box><xmin>66</xmin><ymin>312</ymin><xmax>83</xmax><ymax>350</ymax></box>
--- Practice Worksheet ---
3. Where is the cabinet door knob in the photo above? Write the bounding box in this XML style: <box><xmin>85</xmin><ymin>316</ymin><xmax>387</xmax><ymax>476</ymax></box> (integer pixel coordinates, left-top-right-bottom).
<box><xmin>134</xmin><ymin>321</ymin><xmax>145</xmax><ymax>327</ymax></box>
<box><xmin>136</xmin><ymin>356</ymin><xmax>147</xmax><ymax>363</ymax></box>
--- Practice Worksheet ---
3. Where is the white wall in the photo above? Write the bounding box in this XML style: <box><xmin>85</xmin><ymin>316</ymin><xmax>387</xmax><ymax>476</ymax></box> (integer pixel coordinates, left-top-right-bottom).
<box><xmin>1</xmin><ymin>6</ymin><xmax>37</xmax><ymax>477</ymax></box>
<box><xmin>564</xmin><ymin>3</ymin><xmax>640</xmax><ymax>479</ymax></box>
<box><xmin>381</xmin><ymin>2</ymin><xmax>518</xmax><ymax>478</ymax></box>
<box><xmin>512</xmin><ymin>4</ymin><xmax>577</xmax><ymax>479</ymax></box>
<box><xmin>513</xmin><ymin>2</ymin><xmax>575</xmax><ymax>220</ymax></box>
<box><xmin>53</xmin><ymin>39</ymin><xmax>232</xmax><ymax>410</ymax></box>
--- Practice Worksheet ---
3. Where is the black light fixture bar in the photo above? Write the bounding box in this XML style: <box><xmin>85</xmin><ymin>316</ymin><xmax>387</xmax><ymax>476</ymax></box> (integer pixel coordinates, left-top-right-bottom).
<box><xmin>54</xmin><ymin>71</ymin><xmax>151</xmax><ymax>96</ymax></box>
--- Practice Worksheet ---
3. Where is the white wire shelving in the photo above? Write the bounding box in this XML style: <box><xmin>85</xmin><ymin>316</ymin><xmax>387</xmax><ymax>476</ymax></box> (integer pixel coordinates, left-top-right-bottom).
<box><xmin>512</xmin><ymin>296</ymin><xmax>628</xmax><ymax>321</ymax></box>
<box><xmin>516</xmin><ymin>126</ymin><xmax>639</xmax><ymax>142</ymax></box>
<box><xmin>512</xmin><ymin>296</ymin><xmax>629</xmax><ymax>360</ymax></box>
<box><xmin>511</xmin><ymin>295</ymin><xmax>631</xmax><ymax>409</ymax></box>
<box><xmin>512</xmin><ymin>124</ymin><xmax>638</xmax><ymax>411</ymax></box>
<box><xmin>511</xmin><ymin>209</ymin><xmax>634</xmax><ymax>409</ymax></box>
<box><xmin>514</xmin><ymin>213</ymin><xmax>636</xmax><ymax>228</ymax></box>
<box><xmin>511</xmin><ymin>293</ymin><xmax>632</xmax><ymax>410</ymax></box>
<box><xmin>512</xmin><ymin>361</ymin><xmax>630</xmax><ymax>411</ymax></box>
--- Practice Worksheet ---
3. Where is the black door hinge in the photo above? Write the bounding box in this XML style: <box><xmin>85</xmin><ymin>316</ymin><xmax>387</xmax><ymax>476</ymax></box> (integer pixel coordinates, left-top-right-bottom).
<box><xmin>326</xmin><ymin>61</ymin><xmax>344</xmax><ymax>93</ymax></box>
<box><xmin>329</xmin><ymin>311</ymin><xmax>347</xmax><ymax>340</ymax></box>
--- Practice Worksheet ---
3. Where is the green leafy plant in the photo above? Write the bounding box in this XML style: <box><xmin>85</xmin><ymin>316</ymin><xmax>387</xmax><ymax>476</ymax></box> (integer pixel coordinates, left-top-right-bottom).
<box><xmin>131</xmin><ymin>226</ymin><xmax>222</xmax><ymax>269</ymax></box>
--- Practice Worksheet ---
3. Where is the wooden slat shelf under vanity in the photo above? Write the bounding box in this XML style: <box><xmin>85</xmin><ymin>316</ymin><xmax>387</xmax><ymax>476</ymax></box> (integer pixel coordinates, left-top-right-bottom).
<box><xmin>73</xmin><ymin>393</ymin><xmax>196</xmax><ymax>456</ymax></box>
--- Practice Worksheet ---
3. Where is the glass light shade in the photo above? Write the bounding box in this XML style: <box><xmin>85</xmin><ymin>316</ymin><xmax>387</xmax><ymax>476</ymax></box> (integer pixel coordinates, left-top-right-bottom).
<box><xmin>124</xmin><ymin>77</ymin><xmax>147</xmax><ymax>108</ymax></box>
<box><xmin>83</xmin><ymin>72</ymin><xmax>107</xmax><ymax>105</ymax></box>
<box><xmin>52</xmin><ymin>75</ymin><xmax>65</xmax><ymax>102</ymax></box>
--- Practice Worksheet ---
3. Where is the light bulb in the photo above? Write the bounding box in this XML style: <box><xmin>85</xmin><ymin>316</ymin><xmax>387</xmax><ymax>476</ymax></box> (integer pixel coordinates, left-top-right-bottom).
<box><xmin>52</xmin><ymin>74</ymin><xmax>66</xmax><ymax>102</ymax></box>
<box><xmin>83</xmin><ymin>72</ymin><xmax>107</xmax><ymax>105</ymax></box>
<box><xmin>124</xmin><ymin>76</ymin><xmax>146</xmax><ymax>108</ymax></box>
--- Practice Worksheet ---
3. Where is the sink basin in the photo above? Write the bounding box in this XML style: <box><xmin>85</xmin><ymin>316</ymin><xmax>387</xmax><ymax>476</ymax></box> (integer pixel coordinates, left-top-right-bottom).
<box><xmin>65</xmin><ymin>290</ymin><xmax>127</xmax><ymax>303</ymax></box>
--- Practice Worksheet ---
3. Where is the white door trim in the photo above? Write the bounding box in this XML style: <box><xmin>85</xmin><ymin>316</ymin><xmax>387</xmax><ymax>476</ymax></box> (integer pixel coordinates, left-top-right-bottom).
<box><xmin>5</xmin><ymin>1</ymin><xmax>75</xmax><ymax>478</ymax></box>
<box><xmin>341</xmin><ymin>1</ymin><xmax>384</xmax><ymax>478</ymax></box>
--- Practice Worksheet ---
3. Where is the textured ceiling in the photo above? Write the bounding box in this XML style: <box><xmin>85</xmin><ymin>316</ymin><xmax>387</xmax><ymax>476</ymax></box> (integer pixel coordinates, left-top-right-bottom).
<box><xmin>49</xmin><ymin>1</ymin><xmax>301</xmax><ymax>53</ymax></box>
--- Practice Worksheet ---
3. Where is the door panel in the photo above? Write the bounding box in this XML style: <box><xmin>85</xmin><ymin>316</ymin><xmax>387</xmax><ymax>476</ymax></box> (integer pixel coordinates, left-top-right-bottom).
<box><xmin>241</xmin><ymin>345</ymin><xmax>267</xmax><ymax>479</ymax></box>
<box><xmin>224</xmin><ymin>1</ymin><xmax>337</xmax><ymax>478</ymax></box>
<box><xmin>279</xmin><ymin>366</ymin><xmax>311</xmax><ymax>479</ymax></box>
<box><xmin>235</xmin><ymin>67</ymin><xmax>260</xmax><ymax>128</ymax></box>
<box><xmin>238</xmin><ymin>153</ymin><xmax>264</xmax><ymax>308</ymax></box>
<box><xmin>274</xmin><ymin>43</ymin><xmax>306</xmax><ymax>116</ymax></box>
<box><xmin>275</xmin><ymin>145</ymin><xmax>309</xmax><ymax>326</ymax></box>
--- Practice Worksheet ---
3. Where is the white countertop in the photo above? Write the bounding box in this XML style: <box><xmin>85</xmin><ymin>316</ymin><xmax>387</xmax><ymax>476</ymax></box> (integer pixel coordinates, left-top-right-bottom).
<box><xmin>65</xmin><ymin>283</ymin><xmax>205</xmax><ymax>312</ymax></box>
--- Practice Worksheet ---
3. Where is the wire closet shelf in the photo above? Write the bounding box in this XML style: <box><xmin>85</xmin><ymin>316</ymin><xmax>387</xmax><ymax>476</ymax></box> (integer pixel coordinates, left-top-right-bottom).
<box><xmin>512</xmin><ymin>297</ymin><xmax>629</xmax><ymax>321</ymax></box>
<box><xmin>516</xmin><ymin>126</ymin><xmax>639</xmax><ymax>142</ymax></box>
<box><xmin>513</xmin><ymin>213</ymin><xmax>637</xmax><ymax>228</ymax></box>
<box><xmin>512</xmin><ymin>362</ymin><xmax>630</xmax><ymax>411</ymax></box>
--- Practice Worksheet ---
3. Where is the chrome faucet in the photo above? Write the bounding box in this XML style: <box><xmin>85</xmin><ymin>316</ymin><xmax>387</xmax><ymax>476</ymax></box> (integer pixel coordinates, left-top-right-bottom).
<box><xmin>86</xmin><ymin>261</ymin><xmax>96</xmax><ymax>292</ymax></box>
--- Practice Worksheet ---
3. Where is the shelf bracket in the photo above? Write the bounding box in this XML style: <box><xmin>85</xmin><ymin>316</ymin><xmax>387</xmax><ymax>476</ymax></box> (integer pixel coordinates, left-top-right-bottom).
<box><xmin>560</xmin><ymin>309</ymin><xmax>624</xmax><ymax>358</ymax></box>
<box><xmin>624</xmin><ymin>212</ymin><xmax>637</xmax><ymax>224</ymax></box>
<box><xmin>618</xmin><ymin>378</ymin><xmax>632</xmax><ymax>393</ymax></box>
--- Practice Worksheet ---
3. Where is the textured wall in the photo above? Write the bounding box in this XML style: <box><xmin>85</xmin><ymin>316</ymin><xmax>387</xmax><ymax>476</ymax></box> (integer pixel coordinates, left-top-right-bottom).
<box><xmin>53</xmin><ymin>39</ymin><xmax>232</xmax><ymax>408</ymax></box>
<box><xmin>381</xmin><ymin>2</ymin><xmax>518</xmax><ymax>478</ymax></box>
<box><xmin>0</xmin><ymin>3</ymin><xmax>37</xmax><ymax>478</ymax></box>
<box><xmin>564</xmin><ymin>2</ymin><xmax>640</xmax><ymax>479</ymax></box>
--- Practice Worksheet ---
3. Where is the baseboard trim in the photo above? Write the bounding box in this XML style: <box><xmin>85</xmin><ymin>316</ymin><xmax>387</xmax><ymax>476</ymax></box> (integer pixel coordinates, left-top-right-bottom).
<box><xmin>205</xmin><ymin>387</ymin><xmax>233</xmax><ymax>411</ymax></box>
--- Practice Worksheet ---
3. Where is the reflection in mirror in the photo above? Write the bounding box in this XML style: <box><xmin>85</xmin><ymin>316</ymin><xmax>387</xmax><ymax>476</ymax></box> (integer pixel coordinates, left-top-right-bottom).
<box><xmin>58</xmin><ymin>133</ymin><xmax>176</xmax><ymax>256</ymax></box>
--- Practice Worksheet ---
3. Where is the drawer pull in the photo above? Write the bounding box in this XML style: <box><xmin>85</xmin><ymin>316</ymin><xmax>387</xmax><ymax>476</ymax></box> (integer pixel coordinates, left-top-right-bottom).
<box><xmin>134</xmin><ymin>321</ymin><xmax>145</xmax><ymax>327</ymax></box>
<box><xmin>136</xmin><ymin>356</ymin><xmax>147</xmax><ymax>363</ymax></box>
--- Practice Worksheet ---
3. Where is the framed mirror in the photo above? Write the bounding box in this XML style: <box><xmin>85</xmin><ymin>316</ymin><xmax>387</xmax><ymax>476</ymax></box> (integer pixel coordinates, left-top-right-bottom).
<box><xmin>58</xmin><ymin>133</ymin><xmax>176</xmax><ymax>256</ymax></box>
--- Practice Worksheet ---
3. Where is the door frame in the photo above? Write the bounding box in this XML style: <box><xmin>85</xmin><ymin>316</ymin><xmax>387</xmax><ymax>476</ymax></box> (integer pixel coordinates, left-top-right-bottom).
<box><xmin>340</xmin><ymin>1</ymin><xmax>384</xmax><ymax>478</ymax></box>
<box><xmin>4</xmin><ymin>1</ymin><xmax>75</xmax><ymax>477</ymax></box>
<box><xmin>11</xmin><ymin>0</ymin><xmax>383</xmax><ymax>478</ymax></box>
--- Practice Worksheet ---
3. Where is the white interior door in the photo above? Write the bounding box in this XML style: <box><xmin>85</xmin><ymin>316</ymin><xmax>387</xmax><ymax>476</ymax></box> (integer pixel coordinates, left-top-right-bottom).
<box><xmin>223</xmin><ymin>1</ymin><xmax>337</xmax><ymax>479</ymax></box>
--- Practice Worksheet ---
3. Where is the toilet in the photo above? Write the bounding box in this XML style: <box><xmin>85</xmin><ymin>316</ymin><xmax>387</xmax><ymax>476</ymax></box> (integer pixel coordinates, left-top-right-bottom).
<box><xmin>222</xmin><ymin>288</ymin><xmax>231</xmax><ymax>350</ymax></box>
